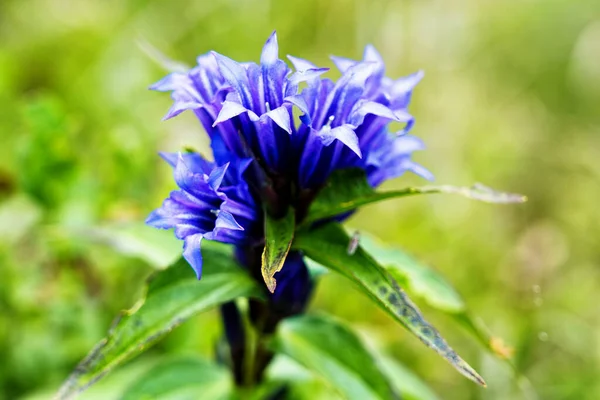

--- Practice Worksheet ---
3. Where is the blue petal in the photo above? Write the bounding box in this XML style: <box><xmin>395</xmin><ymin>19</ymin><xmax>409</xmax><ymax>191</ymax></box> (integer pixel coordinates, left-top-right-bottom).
<box><xmin>349</xmin><ymin>100</ymin><xmax>402</xmax><ymax>126</ymax></box>
<box><xmin>389</xmin><ymin>71</ymin><xmax>425</xmax><ymax>98</ymax></box>
<box><xmin>260</xmin><ymin>31</ymin><xmax>279</xmax><ymax>65</ymax></box>
<box><xmin>287</xmin><ymin>55</ymin><xmax>318</xmax><ymax>71</ymax></box>
<box><xmin>407</xmin><ymin>161</ymin><xmax>435</xmax><ymax>181</ymax></box>
<box><xmin>288</xmin><ymin>67</ymin><xmax>329</xmax><ymax>85</ymax></box>
<box><xmin>159</xmin><ymin>152</ymin><xmax>178</xmax><ymax>168</ymax></box>
<box><xmin>145</xmin><ymin>208</ymin><xmax>174</xmax><ymax>230</ymax></box>
<box><xmin>284</xmin><ymin>95</ymin><xmax>310</xmax><ymax>115</ymax></box>
<box><xmin>319</xmin><ymin>124</ymin><xmax>362</xmax><ymax>158</ymax></box>
<box><xmin>262</xmin><ymin>106</ymin><xmax>292</xmax><ymax>134</ymax></box>
<box><xmin>174</xmin><ymin>224</ymin><xmax>205</xmax><ymax>240</ymax></box>
<box><xmin>162</xmin><ymin>100</ymin><xmax>202</xmax><ymax>120</ymax></box>
<box><xmin>183</xmin><ymin>233</ymin><xmax>204</xmax><ymax>279</ymax></box>
<box><xmin>213</xmin><ymin>101</ymin><xmax>259</xmax><ymax>126</ymax></box>
<box><xmin>208</xmin><ymin>163</ymin><xmax>229</xmax><ymax>190</ymax></box>
<box><xmin>149</xmin><ymin>72</ymin><xmax>188</xmax><ymax>91</ymax></box>
<box><xmin>363</xmin><ymin>45</ymin><xmax>384</xmax><ymax>64</ymax></box>
<box><xmin>215</xmin><ymin>209</ymin><xmax>244</xmax><ymax>231</ymax></box>
<box><xmin>161</xmin><ymin>152</ymin><xmax>214</xmax><ymax>174</ymax></box>
<box><xmin>210</xmin><ymin>133</ymin><xmax>234</xmax><ymax>165</ymax></box>
<box><xmin>212</xmin><ymin>52</ymin><xmax>253</xmax><ymax>108</ymax></box>
<box><xmin>330</xmin><ymin>55</ymin><xmax>357</xmax><ymax>73</ymax></box>
<box><xmin>325</xmin><ymin>62</ymin><xmax>377</xmax><ymax>124</ymax></box>
<box><xmin>174</xmin><ymin>154</ymin><xmax>207</xmax><ymax>195</ymax></box>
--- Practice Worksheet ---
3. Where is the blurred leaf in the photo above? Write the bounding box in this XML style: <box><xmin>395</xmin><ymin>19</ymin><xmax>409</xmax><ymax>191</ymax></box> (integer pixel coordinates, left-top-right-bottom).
<box><xmin>265</xmin><ymin>355</ymin><xmax>344</xmax><ymax>400</ymax></box>
<box><xmin>358</xmin><ymin>233</ymin><xmax>465</xmax><ymax>313</ymax></box>
<box><xmin>136</xmin><ymin>37</ymin><xmax>191</xmax><ymax>73</ymax></box>
<box><xmin>269</xmin><ymin>314</ymin><xmax>397</xmax><ymax>400</ymax></box>
<box><xmin>304</xmin><ymin>257</ymin><xmax>329</xmax><ymax>279</ymax></box>
<box><xmin>0</xmin><ymin>194</ymin><xmax>43</xmax><ymax>245</ymax></box>
<box><xmin>78</xmin><ymin>223</ymin><xmax>181</xmax><ymax>269</ymax></box>
<box><xmin>378</xmin><ymin>356</ymin><xmax>440</xmax><ymax>400</ymax></box>
<box><xmin>293</xmin><ymin>223</ymin><xmax>486</xmax><ymax>387</ymax></box>
<box><xmin>261</xmin><ymin>208</ymin><xmax>295</xmax><ymax>293</ymax></box>
<box><xmin>56</xmin><ymin>242</ymin><xmax>264</xmax><ymax>399</ymax></box>
<box><xmin>120</xmin><ymin>356</ymin><xmax>233</xmax><ymax>400</ymax></box>
<box><xmin>304</xmin><ymin>169</ymin><xmax>525</xmax><ymax>225</ymax></box>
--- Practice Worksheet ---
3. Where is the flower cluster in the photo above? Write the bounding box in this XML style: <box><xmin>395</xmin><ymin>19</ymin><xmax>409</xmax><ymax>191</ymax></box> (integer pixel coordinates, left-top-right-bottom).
<box><xmin>147</xmin><ymin>31</ymin><xmax>430</xmax><ymax>289</ymax></box>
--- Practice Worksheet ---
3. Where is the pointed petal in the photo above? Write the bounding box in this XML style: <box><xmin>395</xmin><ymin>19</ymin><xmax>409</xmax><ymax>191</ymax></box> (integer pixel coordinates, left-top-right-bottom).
<box><xmin>263</xmin><ymin>106</ymin><xmax>292</xmax><ymax>134</ymax></box>
<box><xmin>261</xmin><ymin>31</ymin><xmax>279</xmax><ymax>65</ymax></box>
<box><xmin>213</xmin><ymin>101</ymin><xmax>258</xmax><ymax>126</ymax></box>
<box><xmin>287</xmin><ymin>55</ymin><xmax>318</xmax><ymax>71</ymax></box>
<box><xmin>162</xmin><ymin>100</ymin><xmax>202</xmax><ymax>120</ymax></box>
<box><xmin>159</xmin><ymin>152</ymin><xmax>178</xmax><ymax>168</ymax></box>
<box><xmin>288</xmin><ymin>67</ymin><xmax>329</xmax><ymax>85</ymax></box>
<box><xmin>212</xmin><ymin>51</ymin><xmax>252</xmax><ymax>107</ymax></box>
<box><xmin>326</xmin><ymin>62</ymin><xmax>377</xmax><ymax>122</ymax></box>
<box><xmin>174</xmin><ymin>153</ymin><xmax>192</xmax><ymax>189</ymax></box>
<box><xmin>145</xmin><ymin>208</ymin><xmax>174</xmax><ymax>230</ymax></box>
<box><xmin>393</xmin><ymin>109</ymin><xmax>414</xmax><ymax>122</ymax></box>
<box><xmin>215</xmin><ymin>209</ymin><xmax>244</xmax><ymax>230</ymax></box>
<box><xmin>163</xmin><ymin>152</ymin><xmax>213</xmax><ymax>174</ymax></box>
<box><xmin>349</xmin><ymin>100</ymin><xmax>400</xmax><ymax>126</ymax></box>
<box><xmin>406</xmin><ymin>161</ymin><xmax>435</xmax><ymax>181</ymax></box>
<box><xmin>149</xmin><ymin>72</ymin><xmax>188</xmax><ymax>91</ymax></box>
<box><xmin>173</xmin><ymin>153</ymin><xmax>206</xmax><ymax>195</ymax></box>
<box><xmin>363</xmin><ymin>44</ymin><xmax>383</xmax><ymax>64</ymax></box>
<box><xmin>330</xmin><ymin>55</ymin><xmax>357</xmax><ymax>73</ymax></box>
<box><xmin>319</xmin><ymin>124</ymin><xmax>362</xmax><ymax>158</ymax></box>
<box><xmin>392</xmin><ymin>134</ymin><xmax>426</xmax><ymax>153</ymax></box>
<box><xmin>284</xmin><ymin>94</ymin><xmax>310</xmax><ymax>115</ymax></box>
<box><xmin>392</xmin><ymin>70</ymin><xmax>425</xmax><ymax>94</ymax></box>
<box><xmin>208</xmin><ymin>163</ymin><xmax>229</xmax><ymax>190</ymax></box>
<box><xmin>183</xmin><ymin>233</ymin><xmax>204</xmax><ymax>279</ymax></box>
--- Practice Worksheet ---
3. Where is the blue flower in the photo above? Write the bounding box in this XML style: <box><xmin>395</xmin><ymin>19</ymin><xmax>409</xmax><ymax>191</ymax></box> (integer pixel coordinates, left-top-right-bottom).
<box><xmin>146</xmin><ymin>152</ymin><xmax>258</xmax><ymax>279</ymax></box>
<box><xmin>148</xmin><ymin>31</ymin><xmax>431</xmax><ymax>281</ymax></box>
<box><xmin>287</xmin><ymin>46</ymin><xmax>432</xmax><ymax>188</ymax></box>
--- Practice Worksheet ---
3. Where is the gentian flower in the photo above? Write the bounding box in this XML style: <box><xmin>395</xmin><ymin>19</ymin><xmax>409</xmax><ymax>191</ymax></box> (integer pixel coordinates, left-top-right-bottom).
<box><xmin>148</xmin><ymin>31</ymin><xmax>430</xmax><ymax>295</ymax></box>
<box><xmin>146</xmin><ymin>152</ymin><xmax>258</xmax><ymax>279</ymax></box>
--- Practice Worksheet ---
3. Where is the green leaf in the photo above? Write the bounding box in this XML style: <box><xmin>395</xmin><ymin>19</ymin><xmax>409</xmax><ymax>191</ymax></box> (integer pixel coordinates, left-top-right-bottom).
<box><xmin>358</xmin><ymin>232</ymin><xmax>522</xmax><ymax>366</ymax></box>
<box><xmin>293</xmin><ymin>223</ymin><xmax>486</xmax><ymax>387</ymax></box>
<box><xmin>57</xmin><ymin>242</ymin><xmax>264</xmax><ymax>399</ymax></box>
<box><xmin>261</xmin><ymin>208</ymin><xmax>295</xmax><ymax>293</ymax></box>
<box><xmin>358</xmin><ymin>233</ymin><xmax>465</xmax><ymax>313</ymax></box>
<box><xmin>120</xmin><ymin>356</ymin><xmax>233</xmax><ymax>400</ymax></box>
<box><xmin>269</xmin><ymin>314</ymin><xmax>397</xmax><ymax>400</ymax></box>
<box><xmin>76</xmin><ymin>222</ymin><xmax>181</xmax><ymax>269</ymax></box>
<box><xmin>378</xmin><ymin>356</ymin><xmax>440</xmax><ymax>400</ymax></box>
<box><xmin>304</xmin><ymin>168</ymin><xmax>526</xmax><ymax>225</ymax></box>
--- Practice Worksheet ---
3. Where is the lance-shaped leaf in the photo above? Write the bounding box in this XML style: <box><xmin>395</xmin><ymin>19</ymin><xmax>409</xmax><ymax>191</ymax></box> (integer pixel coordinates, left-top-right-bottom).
<box><xmin>56</xmin><ymin>241</ymin><xmax>264</xmax><ymax>399</ymax></box>
<box><xmin>359</xmin><ymin>232</ymin><xmax>524</xmax><ymax>368</ymax></box>
<box><xmin>293</xmin><ymin>223</ymin><xmax>486</xmax><ymax>387</ymax></box>
<box><xmin>304</xmin><ymin>168</ymin><xmax>526</xmax><ymax>225</ymax></box>
<box><xmin>269</xmin><ymin>314</ymin><xmax>397</xmax><ymax>400</ymax></box>
<box><xmin>262</xmin><ymin>208</ymin><xmax>295</xmax><ymax>293</ymax></box>
<box><xmin>121</xmin><ymin>356</ymin><xmax>233</xmax><ymax>400</ymax></box>
<box><xmin>358</xmin><ymin>233</ymin><xmax>465</xmax><ymax>313</ymax></box>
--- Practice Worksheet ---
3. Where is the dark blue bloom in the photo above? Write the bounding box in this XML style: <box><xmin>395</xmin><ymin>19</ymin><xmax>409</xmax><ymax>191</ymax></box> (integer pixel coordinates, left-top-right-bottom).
<box><xmin>287</xmin><ymin>46</ymin><xmax>432</xmax><ymax>188</ymax></box>
<box><xmin>148</xmin><ymin>31</ymin><xmax>431</xmax><ymax>282</ymax></box>
<box><xmin>269</xmin><ymin>251</ymin><xmax>313</xmax><ymax>315</ymax></box>
<box><xmin>146</xmin><ymin>152</ymin><xmax>258</xmax><ymax>279</ymax></box>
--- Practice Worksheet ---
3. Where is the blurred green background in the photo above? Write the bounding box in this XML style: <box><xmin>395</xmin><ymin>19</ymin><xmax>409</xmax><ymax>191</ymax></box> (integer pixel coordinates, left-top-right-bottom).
<box><xmin>1</xmin><ymin>0</ymin><xmax>599</xmax><ymax>398</ymax></box>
